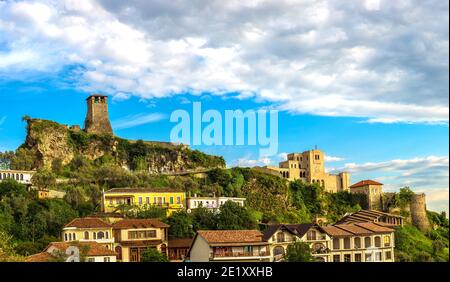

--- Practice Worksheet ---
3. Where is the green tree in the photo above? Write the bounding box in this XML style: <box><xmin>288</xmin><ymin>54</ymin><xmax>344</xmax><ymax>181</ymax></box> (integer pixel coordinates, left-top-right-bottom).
<box><xmin>216</xmin><ymin>201</ymin><xmax>256</xmax><ymax>230</ymax></box>
<box><xmin>31</xmin><ymin>169</ymin><xmax>57</xmax><ymax>189</ymax></box>
<box><xmin>168</xmin><ymin>211</ymin><xmax>195</xmax><ymax>238</ymax></box>
<box><xmin>192</xmin><ymin>207</ymin><xmax>217</xmax><ymax>230</ymax></box>
<box><xmin>140</xmin><ymin>248</ymin><xmax>169</xmax><ymax>262</ymax></box>
<box><xmin>285</xmin><ymin>241</ymin><xmax>314</xmax><ymax>262</ymax></box>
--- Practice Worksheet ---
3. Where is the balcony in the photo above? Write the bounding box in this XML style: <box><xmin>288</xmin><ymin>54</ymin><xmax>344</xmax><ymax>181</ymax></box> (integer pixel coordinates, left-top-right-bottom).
<box><xmin>212</xmin><ymin>251</ymin><xmax>270</xmax><ymax>259</ymax></box>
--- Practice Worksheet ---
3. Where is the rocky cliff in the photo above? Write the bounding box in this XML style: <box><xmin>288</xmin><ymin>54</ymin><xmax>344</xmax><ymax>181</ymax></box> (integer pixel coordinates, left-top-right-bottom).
<box><xmin>13</xmin><ymin>118</ymin><xmax>225</xmax><ymax>173</ymax></box>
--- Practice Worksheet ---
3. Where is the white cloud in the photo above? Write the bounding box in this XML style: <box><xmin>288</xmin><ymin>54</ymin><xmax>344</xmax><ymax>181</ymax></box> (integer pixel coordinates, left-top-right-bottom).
<box><xmin>234</xmin><ymin>156</ymin><xmax>273</xmax><ymax>167</ymax></box>
<box><xmin>0</xmin><ymin>0</ymin><xmax>448</xmax><ymax>123</ymax></box>
<box><xmin>330</xmin><ymin>155</ymin><xmax>449</xmax><ymax>213</ymax></box>
<box><xmin>112</xmin><ymin>113</ymin><xmax>167</xmax><ymax>130</ymax></box>
<box><xmin>324</xmin><ymin>155</ymin><xmax>345</xmax><ymax>162</ymax></box>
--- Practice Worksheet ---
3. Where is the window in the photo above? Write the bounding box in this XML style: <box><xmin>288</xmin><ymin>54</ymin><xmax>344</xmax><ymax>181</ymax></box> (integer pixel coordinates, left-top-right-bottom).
<box><xmin>365</xmin><ymin>253</ymin><xmax>372</xmax><ymax>262</ymax></box>
<box><xmin>84</xmin><ymin>231</ymin><xmax>89</xmax><ymax>240</ymax></box>
<box><xmin>104</xmin><ymin>257</ymin><xmax>110</xmax><ymax>262</ymax></box>
<box><xmin>97</xmin><ymin>232</ymin><xmax>105</xmax><ymax>239</ymax></box>
<box><xmin>153</xmin><ymin>197</ymin><xmax>157</xmax><ymax>204</ymax></box>
<box><xmin>146</xmin><ymin>197</ymin><xmax>150</xmax><ymax>204</ymax></box>
<box><xmin>64</xmin><ymin>233</ymin><xmax>68</xmax><ymax>241</ymax></box>
<box><xmin>354</xmin><ymin>237</ymin><xmax>361</xmax><ymax>249</ymax></box>
<box><xmin>364</xmin><ymin>237</ymin><xmax>371</xmax><ymax>248</ymax></box>
<box><xmin>88</xmin><ymin>258</ymin><xmax>95</xmax><ymax>262</ymax></box>
<box><xmin>73</xmin><ymin>233</ymin><xmax>76</xmax><ymax>240</ymax></box>
<box><xmin>307</xmin><ymin>230</ymin><xmax>317</xmax><ymax>241</ymax></box>
<box><xmin>385</xmin><ymin>251</ymin><xmax>392</xmax><ymax>260</ymax></box>
<box><xmin>374</xmin><ymin>236</ymin><xmax>381</xmax><ymax>247</ymax></box>
<box><xmin>384</xmin><ymin>236</ymin><xmax>391</xmax><ymax>247</ymax></box>
<box><xmin>128</xmin><ymin>230</ymin><xmax>157</xmax><ymax>239</ymax></box>
<box><xmin>276</xmin><ymin>232</ymin><xmax>285</xmax><ymax>242</ymax></box>
<box><xmin>344</xmin><ymin>237</ymin><xmax>351</xmax><ymax>249</ymax></box>
<box><xmin>170</xmin><ymin>197</ymin><xmax>174</xmax><ymax>204</ymax></box>
<box><xmin>93</xmin><ymin>232</ymin><xmax>97</xmax><ymax>239</ymax></box>
<box><xmin>354</xmin><ymin>253</ymin><xmax>362</xmax><ymax>262</ymax></box>
<box><xmin>138</xmin><ymin>197</ymin><xmax>143</xmax><ymax>205</ymax></box>
<box><xmin>177</xmin><ymin>196</ymin><xmax>181</xmax><ymax>204</ymax></box>
<box><xmin>333</xmin><ymin>238</ymin><xmax>340</xmax><ymax>249</ymax></box>
<box><xmin>344</xmin><ymin>254</ymin><xmax>351</xmax><ymax>262</ymax></box>
<box><xmin>333</xmin><ymin>255</ymin><xmax>340</xmax><ymax>262</ymax></box>
<box><xmin>158</xmin><ymin>197</ymin><xmax>162</xmax><ymax>204</ymax></box>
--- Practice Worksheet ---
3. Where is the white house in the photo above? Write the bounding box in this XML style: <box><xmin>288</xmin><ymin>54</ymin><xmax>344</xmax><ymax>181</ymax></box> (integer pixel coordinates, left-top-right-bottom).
<box><xmin>186</xmin><ymin>196</ymin><xmax>246</xmax><ymax>211</ymax></box>
<box><xmin>0</xmin><ymin>169</ymin><xmax>35</xmax><ymax>185</ymax></box>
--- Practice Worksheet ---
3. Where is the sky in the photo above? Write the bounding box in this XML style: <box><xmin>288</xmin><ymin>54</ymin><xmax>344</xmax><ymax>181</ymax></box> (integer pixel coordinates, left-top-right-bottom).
<box><xmin>0</xmin><ymin>0</ymin><xmax>448</xmax><ymax>214</ymax></box>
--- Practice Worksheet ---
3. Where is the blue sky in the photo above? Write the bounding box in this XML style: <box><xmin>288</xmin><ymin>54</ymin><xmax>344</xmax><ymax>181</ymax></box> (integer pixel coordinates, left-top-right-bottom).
<box><xmin>0</xmin><ymin>0</ymin><xmax>448</xmax><ymax>213</ymax></box>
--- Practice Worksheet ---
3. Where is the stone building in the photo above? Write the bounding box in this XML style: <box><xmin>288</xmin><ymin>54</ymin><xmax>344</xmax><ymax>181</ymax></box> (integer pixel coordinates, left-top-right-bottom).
<box><xmin>84</xmin><ymin>94</ymin><xmax>113</xmax><ymax>135</ymax></box>
<box><xmin>260</xmin><ymin>149</ymin><xmax>350</xmax><ymax>193</ymax></box>
<box><xmin>349</xmin><ymin>180</ymin><xmax>383</xmax><ymax>210</ymax></box>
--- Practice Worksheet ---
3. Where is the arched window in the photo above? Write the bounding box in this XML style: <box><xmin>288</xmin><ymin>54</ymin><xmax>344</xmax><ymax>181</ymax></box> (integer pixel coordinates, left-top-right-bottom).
<box><xmin>20</xmin><ymin>174</ymin><xmax>24</xmax><ymax>180</ymax></box>
<box><xmin>97</xmin><ymin>232</ymin><xmax>105</xmax><ymax>239</ymax></box>
<box><xmin>93</xmin><ymin>232</ymin><xmax>97</xmax><ymax>239</ymax></box>
<box><xmin>64</xmin><ymin>233</ymin><xmax>68</xmax><ymax>241</ymax></box>
<box><xmin>343</xmin><ymin>237</ymin><xmax>351</xmax><ymax>249</ymax></box>
<box><xmin>115</xmin><ymin>246</ymin><xmax>122</xmax><ymax>261</ymax></box>
<box><xmin>16</xmin><ymin>174</ymin><xmax>19</xmax><ymax>180</ymax></box>
<box><xmin>84</xmin><ymin>231</ymin><xmax>89</xmax><ymax>240</ymax></box>
<box><xmin>73</xmin><ymin>233</ymin><xmax>76</xmax><ymax>240</ymax></box>
<box><xmin>333</xmin><ymin>238</ymin><xmax>340</xmax><ymax>249</ymax></box>
<box><xmin>273</xmin><ymin>246</ymin><xmax>285</xmax><ymax>256</ymax></box>
<box><xmin>68</xmin><ymin>233</ymin><xmax>72</xmax><ymax>241</ymax></box>
<box><xmin>354</xmin><ymin>237</ymin><xmax>361</xmax><ymax>248</ymax></box>
<box><xmin>374</xmin><ymin>236</ymin><xmax>381</xmax><ymax>247</ymax></box>
<box><xmin>364</xmin><ymin>237</ymin><xmax>371</xmax><ymax>248</ymax></box>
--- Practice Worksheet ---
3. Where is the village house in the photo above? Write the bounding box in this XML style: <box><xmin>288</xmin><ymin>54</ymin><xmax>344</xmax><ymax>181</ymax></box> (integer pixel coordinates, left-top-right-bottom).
<box><xmin>112</xmin><ymin>219</ymin><xmax>169</xmax><ymax>262</ymax></box>
<box><xmin>186</xmin><ymin>195</ymin><xmax>245</xmax><ymax>211</ymax></box>
<box><xmin>102</xmin><ymin>187</ymin><xmax>186</xmax><ymax>216</ymax></box>
<box><xmin>0</xmin><ymin>169</ymin><xmax>35</xmax><ymax>186</ymax></box>
<box><xmin>25</xmin><ymin>242</ymin><xmax>117</xmax><ymax>262</ymax></box>
<box><xmin>262</xmin><ymin>223</ymin><xmax>331</xmax><ymax>262</ymax></box>
<box><xmin>168</xmin><ymin>238</ymin><xmax>193</xmax><ymax>262</ymax></box>
<box><xmin>62</xmin><ymin>218</ymin><xmax>115</xmax><ymax>250</ymax></box>
<box><xmin>188</xmin><ymin>230</ymin><xmax>271</xmax><ymax>262</ymax></box>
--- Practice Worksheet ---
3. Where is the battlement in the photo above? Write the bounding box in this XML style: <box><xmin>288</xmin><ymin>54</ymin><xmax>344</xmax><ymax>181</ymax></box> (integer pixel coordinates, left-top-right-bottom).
<box><xmin>84</xmin><ymin>94</ymin><xmax>113</xmax><ymax>135</ymax></box>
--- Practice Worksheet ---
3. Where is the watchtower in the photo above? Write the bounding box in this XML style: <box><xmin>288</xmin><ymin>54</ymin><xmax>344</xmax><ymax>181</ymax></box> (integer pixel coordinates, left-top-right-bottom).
<box><xmin>84</xmin><ymin>94</ymin><xmax>113</xmax><ymax>135</ymax></box>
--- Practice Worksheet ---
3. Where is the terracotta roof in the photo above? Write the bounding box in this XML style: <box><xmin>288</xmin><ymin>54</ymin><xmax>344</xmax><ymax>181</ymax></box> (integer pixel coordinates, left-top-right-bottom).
<box><xmin>64</xmin><ymin>217</ymin><xmax>111</xmax><ymax>229</ymax></box>
<box><xmin>336</xmin><ymin>209</ymin><xmax>404</xmax><ymax>225</ymax></box>
<box><xmin>112</xmin><ymin>219</ymin><xmax>169</xmax><ymax>229</ymax></box>
<box><xmin>197</xmin><ymin>230</ymin><xmax>265</xmax><ymax>245</ymax></box>
<box><xmin>169</xmin><ymin>238</ymin><xmax>194</xmax><ymax>248</ymax></box>
<box><xmin>321</xmin><ymin>226</ymin><xmax>354</xmax><ymax>237</ymax></box>
<box><xmin>354</xmin><ymin>222</ymin><xmax>394</xmax><ymax>233</ymax></box>
<box><xmin>332</xmin><ymin>224</ymin><xmax>374</xmax><ymax>236</ymax></box>
<box><xmin>105</xmin><ymin>187</ymin><xmax>184</xmax><ymax>194</ymax></box>
<box><xmin>25</xmin><ymin>252</ymin><xmax>55</xmax><ymax>262</ymax></box>
<box><xmin>350</xmin><ymin>180</ymin><xmax>383</xmax><ymax>188</ymax></box>
<box><xmin>46</xmin><ymin>242</ymin><xmax>116</xmax><ymax>256</ymax></box>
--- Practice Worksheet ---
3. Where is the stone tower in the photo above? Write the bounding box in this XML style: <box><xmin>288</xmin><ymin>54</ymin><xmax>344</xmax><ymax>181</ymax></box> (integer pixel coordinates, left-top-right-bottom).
<box><xmin>410</xmin><ymin>193</ymin><xmax>431</xmax><ymax>232</ymax></box>
<box><xmin>84</xmin><ymin>94</ymin><xmax>113</xmax><ymax>135</ymax></box>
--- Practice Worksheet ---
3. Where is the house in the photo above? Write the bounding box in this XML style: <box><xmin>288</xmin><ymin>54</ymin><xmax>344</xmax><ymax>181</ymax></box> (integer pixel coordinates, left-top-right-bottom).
<box><xmin>168</xmin><ymin>238</ymin><xmax>193</xmax><ymax>262</ymax></box>
<box><xmin>188</xmin><ymin>230</ymin><xmax>271</xmax><ymax>262</ymax></box>
<box><xmin>112</xmin><ymin>219</ymin><xmax>169</xmax><ymax>262</ymax></box>
<box><xmin>350</xmin><ymin>180</ymin><xmax>384</xmax><ymax>210</ymax></box>
<box><xmin>321</xmin><ymin>222</ymin><xmax>395</xmax><ymax>262</ymax></box>
<box><xmin>186</xmin><ymin>195</ymin><xmax>245</xmax><ymax>211</ymax></box>
<box><xmin>62</xmin><ymin>217</ymin><xmax>115</xmax><ymax>250</ymax></box>
<box><xmin>262</xmin><ymin>223</ymin><xmax>331</xmax><ymax>262</ymax></box>
<box><xmin>0</xmin><ymin>169</ymin><xmax>35</xmax><ymax>186</ymax></box>
<box><xmin>25</xmin><ymin>242</ymin><xmax>117</xmax><ymax>262</ymax></box>
<box><xmin>102</xmin><ymin>187</ymin><xmax>186</xmax><ymax>215</ymax></box>
<box><xmin>336</xmin><ymin>210</ymin><xmax>404</xmax><ymax>226</ymax></box>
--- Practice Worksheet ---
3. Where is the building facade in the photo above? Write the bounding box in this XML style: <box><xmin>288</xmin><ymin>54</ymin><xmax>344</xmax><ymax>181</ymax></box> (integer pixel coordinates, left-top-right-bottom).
<box><xmin>168</xmin><ymin>238</ymin><xmax>193</xmax><ymax>262</ymax></box>
<box><xmin>261</xmin><ymin>149</ymin><xmax>350</xmax><ymax>193</ymax></box>
<box><xmin>188</xmin><ymin>230</ymin><xmax>271</xmax><ymax>262</ymax></box>
<box><xmin>112</xmin><ymin>219</ymin><xmax>169</xmax><ymax>262</ymax></box>
<box><xmin>0</xmin><ymin>169</ymin><xmax>35</xmax><ymax>186</ymax></box>
<box><xmin>62</xmin><ymin>218</ymin><xmax>115</xmax><ymax>250</ymax></box>
<box><xmin>186</xmin><ymin>196</ymin><xmax>245</xmax><ymax>211</ymax></box>
<box><xmin>102</xmin><ymin>188</ymin><xmax>186</xmax><ymax>216</ymax></box>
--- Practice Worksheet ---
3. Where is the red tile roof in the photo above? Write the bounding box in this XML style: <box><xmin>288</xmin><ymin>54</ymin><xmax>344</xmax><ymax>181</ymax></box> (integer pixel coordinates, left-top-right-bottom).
<box><xmin>350</xmin><ymin>180</ymin><xmax>383</xmax><ymax>188</ymax></box>
<box><xmin>197</xmin><ymin>230</ymin><xmax>265</xmax><ymax>245</ymax></box>
<box><xmin>25</xmin><ymin>252</ymin><xmax>55</xmax><ymax>262</ymax></box>
<box><xmin>64</xmin><ymin>217</ymin><xmax>111</xmax><ymax>229</ymax></box>
<box><xmin>112</xmin><ymin>219</ymin><xmax>169</xmax><ymax>229</ymax></box>
<box><xmin>168</xmin><ymin>238</ymin><xmax>193</xmax><ymax>248</ymax></box>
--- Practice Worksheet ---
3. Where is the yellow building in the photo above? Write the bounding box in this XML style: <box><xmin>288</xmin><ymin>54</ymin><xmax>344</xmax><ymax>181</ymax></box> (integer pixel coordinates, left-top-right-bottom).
<box><xmin>62</xmin><ymin>218</ymin><xmax>114</xmax><ymax>250</ymax></box>
<box><xmin>102</xmin><ymin>187</ymin><xmax>186</xmax><ymax>215</ymax></box>
<box><xmin>260</xmin><ymin>149</ymin><xmax>350</xmax><ymax>193</ymax></box>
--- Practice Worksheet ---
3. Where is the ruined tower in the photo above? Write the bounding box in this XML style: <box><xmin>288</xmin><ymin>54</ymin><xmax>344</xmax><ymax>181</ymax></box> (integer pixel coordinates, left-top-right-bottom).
<box><xmin>84</xmin><ymin>94</ymin><xmax>113</xmax><ymax>135</ymax></box>
<box><xmin>410</xmin><ymin>193</ymin><xmax>431</xmax><ymax>232</ymax></box>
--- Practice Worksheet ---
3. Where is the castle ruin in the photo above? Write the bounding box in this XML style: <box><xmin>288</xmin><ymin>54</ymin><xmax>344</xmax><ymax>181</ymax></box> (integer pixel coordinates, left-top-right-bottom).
<box><xmin>84</xmin><ymin>94</ymin><xmax>113</xmax><ymax>135</ymax></box>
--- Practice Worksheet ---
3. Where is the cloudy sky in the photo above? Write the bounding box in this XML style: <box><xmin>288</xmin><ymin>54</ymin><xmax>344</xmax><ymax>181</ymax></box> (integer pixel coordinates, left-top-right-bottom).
<box><xmin>0</xmin><ymin>0</ymin><xmax>448</xmax><ymax>213</ymax></box>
